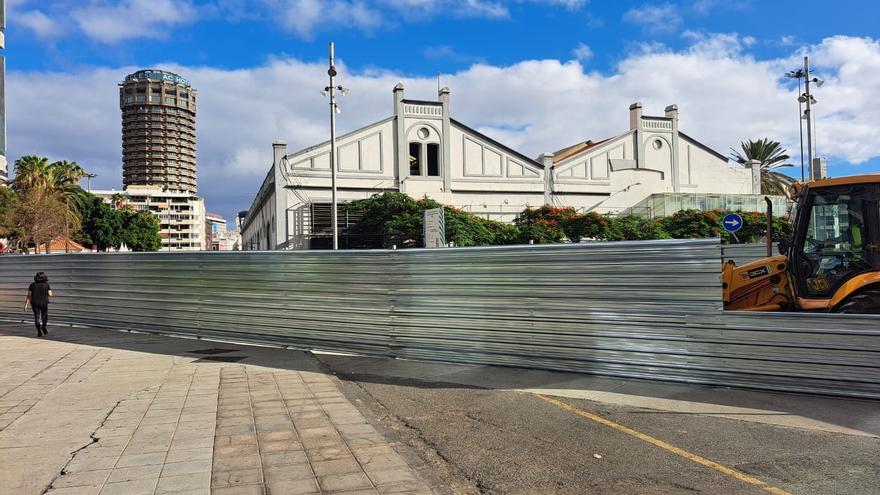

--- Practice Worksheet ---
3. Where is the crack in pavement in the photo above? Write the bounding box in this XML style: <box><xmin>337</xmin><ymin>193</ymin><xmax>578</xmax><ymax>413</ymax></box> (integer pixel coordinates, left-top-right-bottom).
<box><xmin>39</xmin><ymin>399</ymin><xmax>123</xmax><ymax>495</ymax></box>
<box><xmin>343</xmin><ymin>378</ymin><xmax>485</xmax><ymax>495</ymax></box>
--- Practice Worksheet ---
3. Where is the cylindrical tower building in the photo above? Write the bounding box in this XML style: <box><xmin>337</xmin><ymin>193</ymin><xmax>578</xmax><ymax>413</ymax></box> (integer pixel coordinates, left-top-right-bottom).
<box><xmin>119</xmin><ymin>69</ymin><xmax>197</xmax><ymax>192</ymax></box>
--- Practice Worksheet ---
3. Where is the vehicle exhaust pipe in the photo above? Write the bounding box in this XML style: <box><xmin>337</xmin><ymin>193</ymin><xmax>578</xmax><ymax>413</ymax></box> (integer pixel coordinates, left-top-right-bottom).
<box><xmin>765</xmin><ymin>196</ymin><xmax>773</xmax><ymax>257</ymax></box>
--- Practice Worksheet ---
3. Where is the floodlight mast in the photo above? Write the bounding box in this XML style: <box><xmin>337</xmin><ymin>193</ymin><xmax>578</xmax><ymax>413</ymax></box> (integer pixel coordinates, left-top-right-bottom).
<box><xmin>328</xmin><ymin>42</ymin><xmax>339</xmax><ymax>250</ymax></box>
<box><xmin>803</xmin><ymin>56</ymin><xmax>815</xmax><ymax>180</ymax></box>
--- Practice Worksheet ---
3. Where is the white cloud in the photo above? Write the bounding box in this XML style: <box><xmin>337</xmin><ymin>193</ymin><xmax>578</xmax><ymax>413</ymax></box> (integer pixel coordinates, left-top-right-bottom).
<box><xmin>779</xmin><ymin>35</ymin><xmax>797</xmax><ymax>47</ymax></box>
<box><xmin>16</xmin><ymin>0</ymin><xmax>586</xmax><ymax>44</ymax></box>
<box><xmin>71</xmin><ymin>0</ymin><xmax>197</xmax><ymax>43</ymax></box>
<box><xmin>692</xmin><ymin>0</ymin><xmax>750</xmax><ymax>16</ymax></box>
<box><xmin>8</xmin><ymin>35</ymin><xmax>880</xmax><ymax>221</ymax></box>
<box><xmin>233</xmin><ymin>0</ymin><xmax>587</xmax><ymax>38</ymax></box>
<box><xmin>572</xmin><ymin>42</ymin><xmax>593</xmax><ymax>62</ymax></box>
<box><xmin>268</xmin><ymin>0</ymin><xmax>383</xmax><ymax>39</ymax></box>
<box><xmin>623</xmin><ymin>3</ymin><xmax>682</xmax><ymax>34</ymax></box>
<box><xmin>18</xmin><ymin>10</ymin><xmax>64</xmax><ymax>40</ymax></box>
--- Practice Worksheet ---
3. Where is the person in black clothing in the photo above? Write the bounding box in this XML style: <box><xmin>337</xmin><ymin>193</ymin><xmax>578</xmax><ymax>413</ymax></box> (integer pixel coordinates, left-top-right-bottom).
<box><xmin>24</xmin><ymin>272</ymin><xmax>53</xmax><ymax>336</ymax></box>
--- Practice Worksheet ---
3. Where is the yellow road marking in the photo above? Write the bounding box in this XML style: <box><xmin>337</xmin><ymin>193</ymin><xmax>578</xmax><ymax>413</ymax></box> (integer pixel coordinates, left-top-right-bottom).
<box><xmin>535</xmin><ymin>394</ymin><xmax>792</xmax><ymax>495</ymax></box>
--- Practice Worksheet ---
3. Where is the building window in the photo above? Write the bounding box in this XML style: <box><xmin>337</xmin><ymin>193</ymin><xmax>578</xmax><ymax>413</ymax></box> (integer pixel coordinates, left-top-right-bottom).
<box><xmin>427</xmin><ymin>143</ymin><xmax>440</xmax><ymax>177</ymax></box>
<box><xmin>652</xmin><ymin>139</ymin><xmax>663</xmax><ymax>150</ymax></box>
<box><xmin>409</xmin><ymin>142</ymin><xmax>421</xmax><ymax>176</ymax></box>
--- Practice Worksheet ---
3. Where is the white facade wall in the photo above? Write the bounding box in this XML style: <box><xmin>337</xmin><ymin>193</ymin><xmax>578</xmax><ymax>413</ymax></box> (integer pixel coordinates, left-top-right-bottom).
<box><xmin>93</xmin><ymin>187</ymin><xmax>206</xmax><ymax>251</ymax></box>
<box><xmin>242</xmin><ymin>86</ymin><xmax>760</xmax><ymax>250</ymax></box>
<box><xmin>240</xmin><ymin>167</ymin><xmax>277</xmax><ymax>251</ymax></box>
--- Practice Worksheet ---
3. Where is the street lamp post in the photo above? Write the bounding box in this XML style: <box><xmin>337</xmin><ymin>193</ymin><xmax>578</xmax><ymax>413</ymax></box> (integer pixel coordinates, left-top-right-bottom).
<box><xmin>785</xmin><ymin>69</ymin><xmax>806</xmax><ymax>182</ymax></box>
<box><xmin>803</xmin><ymin>56</ymin><xmax>814</xmax><ymax>180</ymax></box>
<box><xmin>788</xmin><ymin>57</ymin><xmax>823</xmax><ymax>181</ymax></box>
<box><xmin>323</xmin><ymin>42</ymin><xmax>349</xmax><ymax>250</ymax></box>
<box><xmin>328</xmin><ymin>43</ymin><xmax>338</xmax><ymax>250</ymax></box>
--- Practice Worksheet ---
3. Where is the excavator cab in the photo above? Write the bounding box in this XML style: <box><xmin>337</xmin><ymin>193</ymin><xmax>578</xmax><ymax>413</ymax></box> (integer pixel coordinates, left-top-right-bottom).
<box><xmin>723</xmin><ymin>175</ymin><xmax>880</xmax><ymax>314</ymax></box>
<box><xmin>787</xmin><ymin>180</ymin><xmax>880</xmax><ymax>312</ymax></box>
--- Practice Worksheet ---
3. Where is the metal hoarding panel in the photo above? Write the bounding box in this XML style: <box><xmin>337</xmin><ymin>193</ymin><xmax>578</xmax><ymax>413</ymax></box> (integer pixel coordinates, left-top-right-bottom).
<box><xmin>1</xmin><ymin>238</ymin><xmax>878</xmax><ymax>399</ymax></box>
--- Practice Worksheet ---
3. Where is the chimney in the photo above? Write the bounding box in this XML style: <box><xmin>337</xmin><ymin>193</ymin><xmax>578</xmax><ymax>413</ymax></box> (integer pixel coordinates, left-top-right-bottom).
<box><xmin>439</xmin><ymin>86</ymin><xmax>451</xmax><ymax>115</ymax></box>
<box><xmin>664</xmin><ymin>104</ymin><xmax>679</xmax><ymax>122</ymax></box>
<box><xmin>747</xmin><ymin>159</ymin><xmax>761</xmax><ymax>195</ymax></box>
<box><xmin>272</xmin><ymin>140</ymin><xmax>287</xmax><ymax>166</ymax></box>
<box><xmin>629</xmin><ymin>102</ymin><xmax>643</xmax><ymax>130</ymax></box>
<box><xmin>540</xmin><ymin>152</ymin><xmax>554</xmax><ymax>205</ymax></box>
<box><xmin>393</xmin><ymin>82</ymin><xmax>405</xmax><ymax>117</ymax></box>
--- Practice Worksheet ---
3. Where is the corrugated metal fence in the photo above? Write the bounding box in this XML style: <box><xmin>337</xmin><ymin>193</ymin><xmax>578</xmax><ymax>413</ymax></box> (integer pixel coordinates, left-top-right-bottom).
<box><xmin>722</xmin><ymin>243</ymin><xmax>773</xmax><ymax>266</ymax></box>
<box><xmin>1</xmin><ymin>238</ymin><xmax>878</xmax><ymax>399</ymax></box>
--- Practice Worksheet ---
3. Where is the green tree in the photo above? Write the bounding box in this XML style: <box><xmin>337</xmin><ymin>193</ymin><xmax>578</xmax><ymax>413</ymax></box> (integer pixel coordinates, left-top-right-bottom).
<box><xmin>121</xmin><ymin>210</ymin><xmax>161</xmax><ymax>252</ymax></box>
<box><xmin>75</xmin><ymin>194</ymin><xmax>124</xmax><ymax>251</ymax></box>
<box><xmin>0</xmin><ymin>186</ymin><xmax>16</xmax><ymax>236</ymax></box>
<box><xmin>0</xmin><ymin>187</ymin><xmax>24</xmax><ymax>251</ymax></box>
<box><xmin>729</xmin><ymin>138</ymin><xmax>796</xmax><ymax>196</ymax></box>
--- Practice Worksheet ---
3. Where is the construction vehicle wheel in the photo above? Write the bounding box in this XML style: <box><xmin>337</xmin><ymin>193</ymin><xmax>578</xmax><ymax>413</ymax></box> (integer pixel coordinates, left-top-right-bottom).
<box><xmin>836</xmin><ymin>288</ymin><xmax>880</xmax><ymax>314</ymax></box>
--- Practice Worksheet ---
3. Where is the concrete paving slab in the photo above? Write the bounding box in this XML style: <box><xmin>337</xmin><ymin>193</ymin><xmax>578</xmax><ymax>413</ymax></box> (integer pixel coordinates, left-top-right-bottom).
<box><xmin>0</xmin><ymin>323</ymin><xmax>440</xmax><ymax>495</ymax></box>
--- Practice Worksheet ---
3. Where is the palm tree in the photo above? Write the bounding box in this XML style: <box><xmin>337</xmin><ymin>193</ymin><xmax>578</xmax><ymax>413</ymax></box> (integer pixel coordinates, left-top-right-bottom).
<box><xmin>729</xmin><ymin>139</ymin><xmax>796</xmax><ymax>197</ymax></box>
<box><xmin>110</xmin><ymin>193</ymin><xmax>129</xmax><ymax>210</ymax></box>
<box><xmin>50</xmin><ymin>160</ymin><xmax>89</xmax><ymax>252</ymax></box>
<box><xmin>10</xmin><ymin>156</ymin><xmax>89</xmax><ymax>253</ymax></box>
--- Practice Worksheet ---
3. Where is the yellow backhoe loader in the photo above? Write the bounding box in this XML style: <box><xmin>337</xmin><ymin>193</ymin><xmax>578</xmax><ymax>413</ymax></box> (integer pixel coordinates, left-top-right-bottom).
<box><xmin>723</xmin><ymin>175</ymin><xmax>880</xmax><ymax>314</ymax></box>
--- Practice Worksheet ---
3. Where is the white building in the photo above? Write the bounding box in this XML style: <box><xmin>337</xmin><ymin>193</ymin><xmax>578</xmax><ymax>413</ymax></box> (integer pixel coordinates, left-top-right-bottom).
<box><xmin>93</xmin><ymin>186</ymin><xmax>206</xmax><ymax>251</ymax></box>
<box><xmin>242</xmin><ymin>84</ymin><xmax>766</xmax><ymax>250</ymax></box>
<box><xmin>205</xmin><ymin>212</ymin><xmax>241</xmax><ymax>250</ymax></box>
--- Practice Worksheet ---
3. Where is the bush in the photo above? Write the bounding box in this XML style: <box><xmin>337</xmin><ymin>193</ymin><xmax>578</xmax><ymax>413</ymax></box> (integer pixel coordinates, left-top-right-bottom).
<box><xmin>659</xmin><ymin>209</ymin><xmax>723</xmax><ymax>239</ymax></box>
<box><xmin>605</xmin><ymin>215</ymin><xmax>669</xmax><ymax>241</ymax></box>
<box><xmin>566</xmin><ymin>211</ymin><xmax>610</xmax><ymax>242</ymax></box>
<box><xmin>513</xmin><ymin>206</ymin><xmax>608</xmax><ymax>243</ymax></box>
<box><xmin>344</xmin><ymin>194</ymin><xmax>790</xmax><ymax>249</ymax></box>
<box><xmin>514</xmin><ymin>206</ymin><xmax>565</xmax><ymax>244</ymax></box>
<box><xmin>345</xmin><ymin>192</ymin><xmax>521</xmax><ymax>248</ymax></box>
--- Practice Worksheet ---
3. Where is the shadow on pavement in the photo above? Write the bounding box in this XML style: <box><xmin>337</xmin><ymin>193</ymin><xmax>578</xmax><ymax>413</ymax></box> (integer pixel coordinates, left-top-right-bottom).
<box><xmin>2</xmin><ymin>320</ymin><xmax>878</xmax><ymax>438</ymax></box>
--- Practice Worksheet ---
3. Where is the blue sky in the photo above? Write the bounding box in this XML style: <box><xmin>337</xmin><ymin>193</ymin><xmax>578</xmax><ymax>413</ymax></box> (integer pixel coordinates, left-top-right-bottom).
<box><xmin>8</xmin><ymin>0</ymin><xmax>880</xmax><ymax>222</ymax></box>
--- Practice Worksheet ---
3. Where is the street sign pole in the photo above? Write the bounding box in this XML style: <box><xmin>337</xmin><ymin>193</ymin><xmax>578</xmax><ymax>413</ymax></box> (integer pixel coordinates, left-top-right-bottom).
<box><xmin>722</xmin><ymin>213</ymin><xmax>744</xmax><ymax>244</ymax></box>
<box><xmin>423</xmin><ymin>208</ymin><xmax>445</xmax><ymax>248</ymax></box>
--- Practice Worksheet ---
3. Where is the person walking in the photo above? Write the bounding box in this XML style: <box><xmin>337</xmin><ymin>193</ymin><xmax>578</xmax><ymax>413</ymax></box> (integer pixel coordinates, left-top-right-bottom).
<box><xmin>24</xmin><ymin>272</ymin><xmax>52</xmax><ymax>336</ymax></box>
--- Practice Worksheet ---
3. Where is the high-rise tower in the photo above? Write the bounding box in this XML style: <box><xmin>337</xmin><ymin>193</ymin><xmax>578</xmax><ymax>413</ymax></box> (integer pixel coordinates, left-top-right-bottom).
<box><xmin>119</xmin><ymin>69</ymin><xmax>197</xmax><ymax>192</ymax></box>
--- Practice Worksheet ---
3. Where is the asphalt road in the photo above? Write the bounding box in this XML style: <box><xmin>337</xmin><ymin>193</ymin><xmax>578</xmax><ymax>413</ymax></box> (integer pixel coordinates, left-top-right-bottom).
<box><xmin>321</xmin><ymin>360</ymin><xmax>880</xmax><ymax>495</ymax></box>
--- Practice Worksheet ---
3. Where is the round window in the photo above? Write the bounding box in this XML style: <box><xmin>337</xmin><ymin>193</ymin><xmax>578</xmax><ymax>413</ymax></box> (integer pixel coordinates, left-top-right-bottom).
<box><xmin>652</xmin><ymin>139</ymin><xmax>663</xmax><ymax>150</ymax></box>
<box><xmin>417</xmin><ymin>127</ymin><xmax>430</xmax><ymax>139</ymax></box>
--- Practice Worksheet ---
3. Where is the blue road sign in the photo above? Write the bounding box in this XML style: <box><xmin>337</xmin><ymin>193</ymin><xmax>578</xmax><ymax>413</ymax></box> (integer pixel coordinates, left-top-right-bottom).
<box><xmin>722</xmin><ymin>213</ymin><xmax>743</xmax><ymax>232</ymax></box>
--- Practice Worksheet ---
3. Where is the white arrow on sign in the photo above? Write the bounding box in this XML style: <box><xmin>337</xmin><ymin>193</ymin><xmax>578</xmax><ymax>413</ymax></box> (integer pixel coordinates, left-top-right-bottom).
<box><xmin>725</xmin><ymin>218</ymin><xmax>740</xmax><ymax>228</ymax></box>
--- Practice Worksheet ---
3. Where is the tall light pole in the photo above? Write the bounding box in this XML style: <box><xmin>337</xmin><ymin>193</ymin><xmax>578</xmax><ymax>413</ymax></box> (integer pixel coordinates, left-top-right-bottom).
<box><xmin>797</xmin><ymin>56</ymin><xmax>824</xmax><ymax>180</ymax></box>
<box><xmin>323</xmin><ymin>42</ymin><xmax>348</xmax><ymax>250</ymax></box>
<box><xmin>785</xmin><ymin>69</ymin><xmax>806</xmax><ymax>182</ymax></box>
<box><xmin>803</xmin><ymin>56</ymin><xmax>814</xmax><ymax>179</ymax></box>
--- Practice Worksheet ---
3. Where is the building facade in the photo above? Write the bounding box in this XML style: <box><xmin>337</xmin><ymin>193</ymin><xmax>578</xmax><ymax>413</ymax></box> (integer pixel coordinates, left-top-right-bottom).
<box><xmin>120</xmin><ymin>70</ymin><xmax>198</xmax><ymax>193</ymax></box>
<box><xmin>0</xmin><ymin>0</ymin><xmax>7</xmax><ymax>183</ymax></box>
<box><xmin>242</xmin><ymin>84</ymin><xmax>763</xmax><ymax>250</ymax></box>
<box><xmin>115</xmin><ymin>69</ymin><xmax>206</xmax><ymax>251</ymax></box>
<box><xmin>93</xmin><ymin>187</ymin><xmax>206</xmax><ymax>251</ymax></box>
<box><xmin>205</xmin><ymin>212</ymin><xmax>240</xmax><ymax>250</ymax></box>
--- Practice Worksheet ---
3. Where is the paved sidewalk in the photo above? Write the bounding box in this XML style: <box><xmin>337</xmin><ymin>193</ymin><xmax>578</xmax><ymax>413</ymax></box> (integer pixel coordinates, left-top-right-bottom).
<box><xmin>0</xmin><ymin>322</ymin><xmax>438</xmax><ymax>495</ymax></box>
